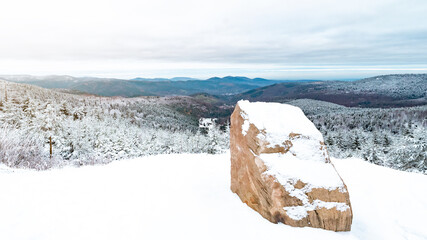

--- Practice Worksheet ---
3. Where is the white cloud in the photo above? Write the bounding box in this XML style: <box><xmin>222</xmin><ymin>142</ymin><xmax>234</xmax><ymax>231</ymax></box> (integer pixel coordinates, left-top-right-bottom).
<box><xmin>0</xmin><ymin>0</ymin><xmax>426</xmax><ymax>78</ymax></box>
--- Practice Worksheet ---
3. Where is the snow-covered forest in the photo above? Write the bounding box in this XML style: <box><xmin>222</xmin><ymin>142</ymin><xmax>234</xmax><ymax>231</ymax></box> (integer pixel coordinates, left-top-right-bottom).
<box><xmin>0</xmin><ymin>80</ymin><xmax>229</xmax><ymax>170</ymax></box>
<box><xmin>289</xmin><ymin>99</ymin><xmax>427</xmax><ymax>174</ymax></box>
<box><xmin>331</xmin><ymin>74</ymin><xmax>427</xmax><ymax>99</ymax></box>
<box><xmin>0</xmin><ymin>80</ymin><xmax>425</xmax><ymax>174</ymax></box>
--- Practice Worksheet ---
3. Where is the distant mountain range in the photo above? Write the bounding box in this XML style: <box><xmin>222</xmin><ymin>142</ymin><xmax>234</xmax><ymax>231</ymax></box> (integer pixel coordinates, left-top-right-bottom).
<box><xmin>131</xmin><ymin>77</ymin><xmax>200</xmax><ymax>81</ymax></box>
<box><xmin>0</xmin><ymin>75</ymin><xmax>303</xmax><ymax>96</ymax></box>
<box><xmin>1</xmin><ymin>74</ymin><xmax>426</xmax><ymax>108</ymax></box>
<box><xmin>230</xmin><ymin>74</ymin><xmax>427</xmax><ymax>107</ymax></box>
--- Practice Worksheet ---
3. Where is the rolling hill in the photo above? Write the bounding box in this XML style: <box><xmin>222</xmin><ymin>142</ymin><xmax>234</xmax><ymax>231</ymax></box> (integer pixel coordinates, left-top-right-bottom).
<box><xmin>231</xmin><ymin>74</ymin><xmax>427</xmax><ymax>107</ymax></box>
<box><xmin>0</xmin><ymin>75</ymin><xmax>291</xmax><ymax>97</ymax></box>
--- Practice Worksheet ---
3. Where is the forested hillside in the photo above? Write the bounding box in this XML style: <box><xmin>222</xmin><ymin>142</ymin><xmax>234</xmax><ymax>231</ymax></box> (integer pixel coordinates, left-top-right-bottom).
<box><xmin>0</xmin><ymin>80</ymin><xmax>425</xmax><ymax>174</ymax></box>
<box><xmin>233</xmin><ymin>74</ymin><xmax>427</xmax><ymax>107</ymax></box>
<box><xmin>0</xmin><ymin>80</ymin><xmax>229</xmax><ymax>170</ymax></box>
<box><xmin>1</xmin><ymin>75</ymin><xmax>286</xmax><ymax>97</ymax></box>
<box><xmin>288</xmin><ymin>99</ymin><xmax>427</xmax><ymax>173</ymax></box>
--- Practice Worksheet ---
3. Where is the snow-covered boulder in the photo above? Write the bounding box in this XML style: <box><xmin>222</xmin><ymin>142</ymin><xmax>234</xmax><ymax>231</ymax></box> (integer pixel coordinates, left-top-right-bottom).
<box><xmin>230</xmin><ymin>100</ymin><xmax>353</xmax><ymax>231</ymax></box>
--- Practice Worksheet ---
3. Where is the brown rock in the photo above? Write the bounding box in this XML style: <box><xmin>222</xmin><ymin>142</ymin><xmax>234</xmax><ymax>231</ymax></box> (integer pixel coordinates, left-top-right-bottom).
<box><xmin>230</xmin><ymin>101</ymin><xmax>353</xmax><ymax>231</ymax></box>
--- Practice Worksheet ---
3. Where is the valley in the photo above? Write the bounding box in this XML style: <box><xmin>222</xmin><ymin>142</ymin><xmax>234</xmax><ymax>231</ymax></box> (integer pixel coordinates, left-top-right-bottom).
<box><xmin>0</xmin><ymin>74</ymin><xmax>425</xmax><ymax>173</ymax></box>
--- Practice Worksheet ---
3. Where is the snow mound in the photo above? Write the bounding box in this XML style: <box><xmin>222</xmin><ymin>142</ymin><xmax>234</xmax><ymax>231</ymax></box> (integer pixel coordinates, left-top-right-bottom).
<box><xmin>0</xmin><ymin>153</ymin><xmax>425</xmax><ymax>240</ymax></box>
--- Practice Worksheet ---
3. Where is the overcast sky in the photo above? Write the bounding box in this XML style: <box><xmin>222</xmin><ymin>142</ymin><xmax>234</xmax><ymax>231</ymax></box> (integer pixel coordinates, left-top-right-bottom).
<box><xmin>0</xmin><ymin>0</ymin><xmax>426</xmax><ymax>79</ymax></box>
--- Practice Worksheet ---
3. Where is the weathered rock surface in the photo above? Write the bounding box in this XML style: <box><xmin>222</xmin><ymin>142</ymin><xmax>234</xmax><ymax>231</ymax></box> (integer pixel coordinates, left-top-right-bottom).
<box><xmin>230</xmin><ymin>100</ymin><xmax>353</xmax><ymax>231</ymax></box>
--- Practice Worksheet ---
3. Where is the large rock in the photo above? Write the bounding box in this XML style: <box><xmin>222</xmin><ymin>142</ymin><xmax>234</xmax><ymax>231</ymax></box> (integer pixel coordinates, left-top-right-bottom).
<box><xmin>230</xmin><ymin>100</ymin><xmax>353</xmax><ymax>231</ymax></box>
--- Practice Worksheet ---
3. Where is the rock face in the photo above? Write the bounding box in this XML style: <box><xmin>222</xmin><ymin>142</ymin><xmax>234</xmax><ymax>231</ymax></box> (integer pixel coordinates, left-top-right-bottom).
<box><xmin>230</xmin><ymin>100</ymin><xmax>353</xmax><ymax>231</ymax></box>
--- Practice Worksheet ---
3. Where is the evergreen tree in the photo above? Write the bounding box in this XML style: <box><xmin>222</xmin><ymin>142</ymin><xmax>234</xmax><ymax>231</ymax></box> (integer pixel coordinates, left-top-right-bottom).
<box><xmin>352</xmin><ymin>135</ymin><xmax>361</xmax><ymax>150</ymax></box>
<box><xmin>383</xmin><ymin>135</ymin><xmax>391</xmax><ymax>147</ymax></box>
<box><xmin>326</xmin><ymin>136</ymin><xmax>334</xmax><ymax>146</ymax></box>
<box><xmin>336</xmin><ymin>134</ymin><xmax>344</xmax><ymax>149</ymax></box>
<box><xmin>370</xmin><ymin>150</ymin><xmax>382</xmax><ymax>165</ymax></box>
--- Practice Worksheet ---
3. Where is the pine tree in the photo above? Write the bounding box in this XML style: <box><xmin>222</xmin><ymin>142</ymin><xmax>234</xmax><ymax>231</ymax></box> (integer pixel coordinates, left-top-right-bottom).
<box><xmin>352</xmin><ymin>135</ymin><xmax>361</xmax><ymax>150</ymax></box>
<box><xmin>336</xmin><ymin>134</ymin><xmax>344</xmax><ymax>149</ymax></box>
<box><xmin>383</xmin><ymin>135</ymin><xmax>391</xmax><ymax>147</ymax></box>
<box><xmin>326</xmin><ymin>136</ymin><xmax>334</xmax><ymax>146</ymax></box>
<box><xmin>373</xmin><ymin>134</ymin><xmax>380</xmax><ymax>145</ymax></box>
<box><xmin>370</xmin><ymin>150</ymin><xmax>382</xmax><ymax>165</ymax></box>
<box><xmin>4</xmin><ymin>83</ymin><xmax>7</xmax><ymax>102</ymax></box>
<box><xmin>60</xmin><ymin>102</ymin><xmax>70</xmax><ymax>116</ymax></box>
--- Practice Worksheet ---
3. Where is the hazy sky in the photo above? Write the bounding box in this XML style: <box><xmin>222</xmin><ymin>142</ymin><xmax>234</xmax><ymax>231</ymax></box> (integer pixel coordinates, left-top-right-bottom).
<box><xmin>0</xmin><ymin>0</ymin><xmax>426</xmax><ymax>79</ymax></box>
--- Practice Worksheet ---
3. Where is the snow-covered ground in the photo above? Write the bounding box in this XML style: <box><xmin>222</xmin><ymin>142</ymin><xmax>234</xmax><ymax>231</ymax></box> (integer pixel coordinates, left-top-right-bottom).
<box><xmin>0</xmin><ymin>153</ymin><xmax>425</xmax><ymax>240</ymax></box>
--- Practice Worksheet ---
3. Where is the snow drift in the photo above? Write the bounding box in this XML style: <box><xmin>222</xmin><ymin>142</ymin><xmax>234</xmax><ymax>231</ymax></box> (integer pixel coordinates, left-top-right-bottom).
<box><xmin>0</xmin><ymin>153</ymin><xmax>425</xmax><ymax>240</ymax></box>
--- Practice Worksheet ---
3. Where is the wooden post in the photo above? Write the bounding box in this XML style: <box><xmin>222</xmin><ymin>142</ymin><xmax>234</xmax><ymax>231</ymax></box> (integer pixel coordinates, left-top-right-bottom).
<box><xmin>49</xmin><ymin>136</ymin><xmax>52</xmax><ymax>159</ymax></box>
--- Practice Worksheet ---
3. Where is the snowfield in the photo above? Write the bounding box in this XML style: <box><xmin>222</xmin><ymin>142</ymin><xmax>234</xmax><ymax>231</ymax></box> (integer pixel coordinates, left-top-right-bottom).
<box><xmin>0</xmin><ymin>153</ymin><xmax>425</xmax><ymax>240</ymax></box>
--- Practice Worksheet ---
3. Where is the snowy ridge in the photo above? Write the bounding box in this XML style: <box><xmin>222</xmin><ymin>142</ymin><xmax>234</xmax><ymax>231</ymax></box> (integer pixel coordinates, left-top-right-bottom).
<box><xmin>0</xmin><ymin>80</ymin><xmax>229</xmax><ymax>169</ymax></box>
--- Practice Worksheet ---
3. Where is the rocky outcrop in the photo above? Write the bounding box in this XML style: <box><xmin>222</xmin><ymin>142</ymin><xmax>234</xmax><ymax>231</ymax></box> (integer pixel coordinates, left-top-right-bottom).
<box><xmin>230</xmin><ymin>100</ymin><xmax>352</xmax><ymax>231</ymax></box>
